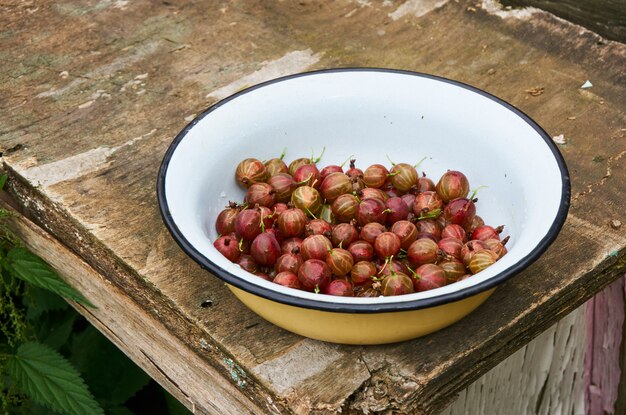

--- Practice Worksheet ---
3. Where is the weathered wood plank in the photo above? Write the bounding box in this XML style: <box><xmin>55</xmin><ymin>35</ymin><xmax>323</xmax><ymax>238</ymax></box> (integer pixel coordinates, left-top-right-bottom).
<box><xmin>443</xmin><ymin>306</ymin><xmax>586</xmax><ymax>414</ymax></box>
<box><xmin>585</xmin><ymin>276</ymin><xmax>626</xmax><ymax>415</ymax></box>
<box><xmin>615</xmin><ymin>277</ymin><xmax>626</xmax><ymax>415</ymax></box>
<box><xmin>501</xmin><ymin>0</ymin><xmax>626</xmax><ymax>43</ymax></box>
<box><xmin>347</xmin><ymin>225</ymin><xmax>624</xmax><ymax>414</ymax></box>
<box><xmin>1</xmin><ymin>0</ymin><xmax>625</xmax><ymax>413</ymax></box>
<box><xmin>0</xmin><ymin>199</ymin><xmax>271</xmax><ymax>415</ymax></box>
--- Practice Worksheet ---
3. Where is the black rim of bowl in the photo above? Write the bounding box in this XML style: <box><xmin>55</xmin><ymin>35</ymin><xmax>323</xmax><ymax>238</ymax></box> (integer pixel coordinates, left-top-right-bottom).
<box><xmin>156</xmin><ymin>67</ymin><xmax>571</xmax><ymax>314</ymax></box>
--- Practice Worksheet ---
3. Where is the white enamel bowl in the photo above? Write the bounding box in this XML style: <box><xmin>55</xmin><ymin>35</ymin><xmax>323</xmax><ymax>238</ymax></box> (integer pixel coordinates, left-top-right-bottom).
<box><xmin>157</xmin><ymin>69</ymin><xmax>570</xmax><ymax>345</ymax></box>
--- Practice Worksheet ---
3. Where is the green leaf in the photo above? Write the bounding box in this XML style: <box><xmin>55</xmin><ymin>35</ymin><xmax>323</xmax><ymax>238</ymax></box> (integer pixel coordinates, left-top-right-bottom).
<box><xmin>31</xmin><ymin>401</ymin><xmax>57</xmax><ymax>415</ymax></box>
<box><xmin>24</xmin><ymin>286</ymin><xmax>70</xmax><ymax>319</ymax></box>
<box><xmin>70</xmin><ymin>326</ymin><xmax>150</xmax><ymax>406</ymax></box>
<box><xmin>34</xmin><ymin>309</ymin><xmax>77</xmax><ymax>350</ymax></box>
<box><xmin>4</xmin><ymin>342</ymin><xmax>105</xmax><ymax>415</ymax></box>
<box><xmin>5</xmin><ymin>248</ymin><xmax>93</xmax><ymax>307</ymax></box>
<box><xmin>0</xmin><ymin>174</ymin><xmax>8</xmax><ymax>191</ymax></box>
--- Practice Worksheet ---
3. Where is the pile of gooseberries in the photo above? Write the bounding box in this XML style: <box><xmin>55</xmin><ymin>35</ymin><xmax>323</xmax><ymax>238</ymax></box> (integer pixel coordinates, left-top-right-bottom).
<box><xmin>212</xmin><ymin>150</ymin><xmax>509</xmax><ymax>297</ymax></box>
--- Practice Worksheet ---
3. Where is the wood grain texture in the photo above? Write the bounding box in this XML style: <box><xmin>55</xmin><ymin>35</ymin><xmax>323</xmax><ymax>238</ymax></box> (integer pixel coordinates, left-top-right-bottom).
<box><xmin>443</xmin><ymin>306</ymin><xmax>585</xmax><ymax>415</ymax></box>
<box><xmin>501</xmin><ymin>0</ymin><xmax>626</xmax><ymax>43</ymax></box>
<box><xmin>1</xmin><ymin>0</ymin><xmax>626</xmax><ymax>413</ymax></box>
<box><xmin>585</xmin><ymin>277</ymin><xmax>625</xmax><ymax>415</ymax></box>
<box><xmin>615</xmin><ymin>277</ymin><xmax>626</xmax><ymax>415</ymax></box>
<box><xmin>0</xmin><ymin>200</ymin><xmax>270</xmax><ymax>415</ymax></box>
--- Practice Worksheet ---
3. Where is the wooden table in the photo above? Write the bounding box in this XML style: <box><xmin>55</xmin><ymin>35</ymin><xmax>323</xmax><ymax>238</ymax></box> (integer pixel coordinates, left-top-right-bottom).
<box><xmin>1</xmin><ymin>1</ymin><xmax>625</xmax><ymax>413</ymax></box>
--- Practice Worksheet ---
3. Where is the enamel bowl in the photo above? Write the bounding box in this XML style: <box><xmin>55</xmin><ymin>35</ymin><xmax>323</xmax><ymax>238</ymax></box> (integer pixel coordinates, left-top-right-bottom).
<box><xmin>157</xmin><ymin>69</ymin><xmax>570</xmax><ymax>345</ymax></box>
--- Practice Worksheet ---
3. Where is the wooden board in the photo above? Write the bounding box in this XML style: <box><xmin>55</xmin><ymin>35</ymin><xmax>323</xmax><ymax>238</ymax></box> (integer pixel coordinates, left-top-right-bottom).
<box><xmin>443</xmin><ymin>306</ymin><xmax>586</xmax><ymax>415</ymax></box>
<box><xmin>502</xmin><ymin>0</ymin><xmax>626</xmax><ymax>43</ymax></box>
<box><xmin>1</xmin><ymin>0</ymin><xmax>626</xmax><ymax>413</ymax></box>
<box><xmin>0</xmin><ymin>199</ymin><xmax>268</xmax><ymax>415</ymax></box>
<box><xmin>585</xmin><ymin>276</ymin><xmax>626</xmax><ymax>415</ymax></box>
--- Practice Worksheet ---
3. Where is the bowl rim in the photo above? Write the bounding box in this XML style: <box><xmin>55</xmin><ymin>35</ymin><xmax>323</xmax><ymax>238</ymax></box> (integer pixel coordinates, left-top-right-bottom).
<box><xmin>156</xmin><ymin>67</ymin><xmax>571</xmax><ymax>313</ymax></box>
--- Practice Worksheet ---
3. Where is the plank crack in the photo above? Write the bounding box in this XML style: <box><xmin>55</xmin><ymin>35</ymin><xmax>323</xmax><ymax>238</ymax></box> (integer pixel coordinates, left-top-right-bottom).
<box><xmin>0</xmin><ymin>113</ymin><xmax>54</xmax><ymax>136</ymax></box>
<box><xmin>535</xmin><ymin>373</ymin><xmax>550</xmax><ymax>414</ymax></box>
<box><xmin>358</xmin><ymin>351</ymin><xmax>372</xmax><ymax>377</ymax></box>
<box><xmin>572</xmin><ymin>149</ymin><xmax>626</xmax><ymax>203</ymax></box>
<box><xmin>140</xmin><ymin>349</ymin><xmax>198</xmax><ymax>413</ymax></box>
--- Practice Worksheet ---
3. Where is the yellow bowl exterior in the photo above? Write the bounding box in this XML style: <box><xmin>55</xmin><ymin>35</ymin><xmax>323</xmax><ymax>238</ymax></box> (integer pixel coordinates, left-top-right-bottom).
<box><xmin>227</xmin><ymin>285</ymin><xmax>496</xmax><ymax>345</ymax></box>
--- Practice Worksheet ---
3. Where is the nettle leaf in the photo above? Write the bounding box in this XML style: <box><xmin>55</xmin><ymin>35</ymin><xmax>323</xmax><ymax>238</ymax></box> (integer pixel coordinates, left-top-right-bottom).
<box><xmin>34</xmin><ymin>309</ymin><xmax>78</xmax><ymax>351</ymax></box>
<box><xmin>5</xmin><ymin>342</ymin><xmax>105</xmax><ymax>415</ymax></box>
<box><xmin>70</xmin><ymin>326</ymin><xmax>150</xmax><ymax>406</ymax></box>
<box><xmin>30</xmin><ymin>402</ymin><xmax>57</xmax><ymax>415</ymax></box>
<box><xmin>24</xmin><ymin>286</ymin><xmax>70</xmax><ymax>320</ymax></box>
<box><xmin>5</xmin><ymin>248</ymin><xmax>93</xmax><ymax>307</ymax></box>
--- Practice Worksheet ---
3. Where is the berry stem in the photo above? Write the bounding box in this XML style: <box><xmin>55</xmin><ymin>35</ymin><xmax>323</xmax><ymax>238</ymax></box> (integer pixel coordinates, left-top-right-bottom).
<box><xmin>377</xmin><ymin>255</ymin><xmax>394</xmax><ymax>275</ymax></box>
<box><xmin>413</xmin><ymin>156</ymin><xmax>427</xmax><ymax>169</ymax></box>
<box><xmin>305</xmin><ymin>207</ymin><xmax>317</xmax><ymax>219</ymax></box>
<box><xmin>417</xmin><ymin>208</ymin><xmax>442</xmax><ymax>220</ymax></box>
<box><xmin>279</xmin><ymin>147</ymin><xmax>287</xmax><ymax>160</ymax></box>
<box><xmin>312</xmin><ymin>147</ymin><xmax>326</xmax><ymax>164</ymax></box>
<box><xmin>469</xmin><ymin>185</ymin><xmax>488</xmax><ymax>201</ymax></box>
<box><xmin>386</xmin><ymin>154</ymin><xmax>396</xmax><ymax>166</ymax></box>
<box><xmin>407</xmin><ymin>266</ymin><xmax>419</xmax><ymax>280</ymax></box>
<box><xmin>377</xmin><ymin>259</ymin><xmax>389</xmax><ymax>276</ymax></box>
<box><xmin>340</xmin><ymin>155</ymin><xmax>354</xmax><ymax>168</ymax></box>
<box><xmin>295</xmin><ymin>173</ymin><xmax>314</xmax><ymax>185</ymax></box>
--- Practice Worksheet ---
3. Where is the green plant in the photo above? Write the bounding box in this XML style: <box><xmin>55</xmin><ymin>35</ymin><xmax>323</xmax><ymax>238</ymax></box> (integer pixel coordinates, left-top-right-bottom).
<box><xmin>0</xmin><ymin>176</ymin><xmax>190</xmax><ymax>415</ymax></box>
<box><xmin>0</xmin><ymin>214</ymin><xmax>105</xmax><ymax>414</ymax></box>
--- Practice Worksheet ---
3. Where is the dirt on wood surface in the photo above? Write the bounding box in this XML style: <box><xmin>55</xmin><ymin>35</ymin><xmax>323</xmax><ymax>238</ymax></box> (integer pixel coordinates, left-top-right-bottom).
<box><xmin>1</xmin><ymin>0</ymin><xmax>625</xmax><ymax>414</ymax></box>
